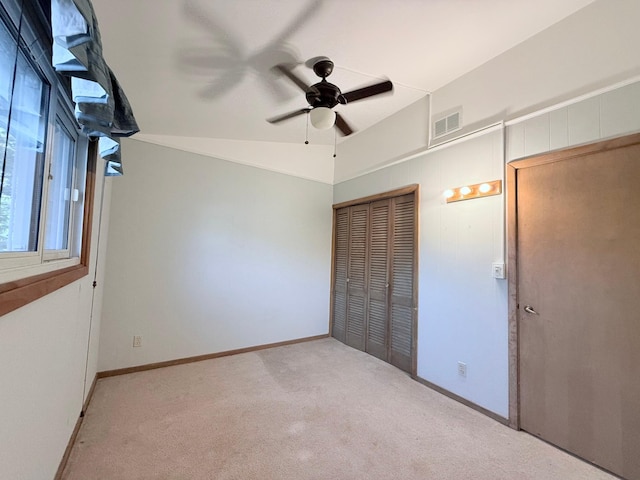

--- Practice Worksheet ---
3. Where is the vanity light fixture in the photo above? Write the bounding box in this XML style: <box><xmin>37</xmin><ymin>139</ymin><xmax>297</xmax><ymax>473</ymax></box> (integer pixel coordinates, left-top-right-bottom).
<box><xmin>444</xmin><ymin>180</ymin><xmax>502</xmax><ymax>203</ymax></box>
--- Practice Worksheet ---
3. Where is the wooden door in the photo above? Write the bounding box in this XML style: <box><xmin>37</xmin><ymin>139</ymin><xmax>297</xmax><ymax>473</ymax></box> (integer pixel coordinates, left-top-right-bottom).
<box><xmin>366</xmin><ymin>200</ymin><xmax>390</xmax><ymax>360</ymax></box>
<box><xmin>517</xmin><ymin>139</ymin><xmax>640</xmax><ymax>479</ymax></box>
<box><xmin>345</xmin><ymin>204</ymin><xmax>369</xmax><ymax>351</ymax></box>
<box><xmin>389</xmin><ymin>194</ymin><xmax>416</xmax><ymax>372</ymax></box>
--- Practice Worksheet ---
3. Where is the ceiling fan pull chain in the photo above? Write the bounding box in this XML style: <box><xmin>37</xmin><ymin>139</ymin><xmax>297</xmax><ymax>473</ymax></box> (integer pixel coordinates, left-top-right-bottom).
<box><xmin>333</xmin><ymin>127</ymin><xmax>337</xmax><ymax>158</ymax></box>
<box><xmin>305</xmin><ymin>111</ymin><xmax>310</xmax><ymax>145</ymax></box>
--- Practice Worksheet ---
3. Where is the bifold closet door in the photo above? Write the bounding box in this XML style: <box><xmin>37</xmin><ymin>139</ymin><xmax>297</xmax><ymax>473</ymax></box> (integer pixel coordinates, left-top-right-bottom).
<box><xmin>389</xmin><ymin>194</ymin><xmax>415</xmax><ymax>372</ymax></box>
<box><xmin>345</xmin><ymin>204</ymin><xmax>369</xmax><ymax>351</ymax></box>
<box><xmin>331</xmin><ymin>190</ymin><xmax>416</xmax><ymax>374</ymax></box>
<box><xmin>332</xmin><ymin>207</ymin><xmax>348</xmax><ymax>343</ymax></box>
<box><xmin>366</xmin><ymin>200</ymin><xmax>390</xmax><ymax>360</ymax></box>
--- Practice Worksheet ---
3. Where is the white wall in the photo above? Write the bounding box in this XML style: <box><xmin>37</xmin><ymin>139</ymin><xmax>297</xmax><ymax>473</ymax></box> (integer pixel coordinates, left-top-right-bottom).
<box><xmin>98</xmin><ymin>139</ymin><xmax>333</xmax><ymax>371</ymax></box>
<box><xmin>332</xmin><ymin>0</ymin><xmax>640</xmax><ymax>418</ymax></box>
<box><xmin>0</xmin><ymin>169</ymin><xmax>112</xmax><ymax>480</ymax></box>
<box><xmin>132</xmin><ymin>135</ymin><xmax>336</xmax><ymax>185</ymax></box>
<box><xmin>333</xmin><ymin>95</ymin><xmax>430</xmax><ymax>183</ymax></box>
<box><xmin>5</xmin><ymin>3</ymin><xmax>639</xmax><ymax>478</ymax></box>
<box><xmin>335</xmin><ymin>0</ymin><xmax>640</xmax><ymax>185</ymax></box>
<box><xmin>431</xmin><ymin>0</ymin><xmax>640</xmax><ymax>145</ymax></box>
<box><xmin>334</xmin><ymin>130</ymin><xmax>508</xmax><ymax>417</ymax></box>
<box><xmin>507</xmin><ymin>80</ymin><xmax>640</xmax><ymax>161</ymax></box>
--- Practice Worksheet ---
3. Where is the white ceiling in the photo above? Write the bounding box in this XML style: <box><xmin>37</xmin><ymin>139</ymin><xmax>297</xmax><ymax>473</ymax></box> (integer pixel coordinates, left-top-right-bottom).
<box><xmin>92</xmin><ymin>0</ymin><xmax>595</xmax><ymax>146</ymax></box>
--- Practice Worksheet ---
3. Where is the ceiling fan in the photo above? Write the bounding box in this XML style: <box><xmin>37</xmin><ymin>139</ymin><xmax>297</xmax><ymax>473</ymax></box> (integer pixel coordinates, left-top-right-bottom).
<box><xmin>267</xmin><ymin>57</ymin><xmax>393</xmax><ymax>136</ymax></box>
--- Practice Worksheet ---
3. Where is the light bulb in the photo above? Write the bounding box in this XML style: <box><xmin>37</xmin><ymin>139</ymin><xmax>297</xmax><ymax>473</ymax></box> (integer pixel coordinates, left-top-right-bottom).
<box><xmin>460</xmin><ymin>186</ymin><xmax>472</xmax><ymax>195</ymax></box>
<box><xmin>310</xmin><ymin>107</ymin><xmax>336</xmax><ymax>130</ymax></box>
<box><xmin>479</xmin><ymin>183</ymin><xmax>491</xmax><ymax>193</ymax></box>
<box><xmin>443</xmin><ymin>189</ymin><xmax>455</xmax><ymax>199</ymax></box>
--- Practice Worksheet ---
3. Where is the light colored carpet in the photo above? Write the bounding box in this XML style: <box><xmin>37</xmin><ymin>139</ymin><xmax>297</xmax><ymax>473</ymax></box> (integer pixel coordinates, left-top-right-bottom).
<box><xmin>62</xmin><ymin>338</ymin><xmax>615</xmax><ymax>479</ymax></box>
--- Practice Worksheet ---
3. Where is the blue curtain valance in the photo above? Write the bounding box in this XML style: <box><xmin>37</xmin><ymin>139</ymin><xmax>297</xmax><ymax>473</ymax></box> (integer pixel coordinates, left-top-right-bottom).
<box><xmin>51</xmin><ymin>0</ymin><xmax>138</xmax><ymax>175</ymax></box>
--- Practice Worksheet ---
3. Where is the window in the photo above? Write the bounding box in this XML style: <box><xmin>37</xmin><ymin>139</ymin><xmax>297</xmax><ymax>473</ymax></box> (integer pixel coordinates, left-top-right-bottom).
<box><xmin>0</xmin><ymin>30</ymin><xmax>50</xmax><ymax>256</ymax></box>
<box><xmin>44</xmin><ymin>110</ymin><xmax>85</xmax><ymax>259</ymax></box>
<box><xmin>0</xmin><ymin>0</ymin><xmax>95</xmax><ymax>314</ymax></box>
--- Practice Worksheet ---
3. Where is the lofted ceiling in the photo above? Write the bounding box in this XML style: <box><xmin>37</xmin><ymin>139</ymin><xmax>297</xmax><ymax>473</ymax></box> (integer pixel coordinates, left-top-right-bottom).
<box><xmin>91</xmin><ymin>0</ymin><xmax>595</xmax><ymax>147</ymax></box>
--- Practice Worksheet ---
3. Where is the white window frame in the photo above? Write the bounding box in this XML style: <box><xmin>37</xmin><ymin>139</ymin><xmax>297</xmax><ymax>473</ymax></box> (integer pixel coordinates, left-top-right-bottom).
<box><xmin>42</xmin><ymin>100</ymin><xmax>87</xmax><ymax>262</ymax></box>
<box><xmin>0</xmin><ymin>0</ymin><xmax>90</xmax><ymax>285</ymax></box>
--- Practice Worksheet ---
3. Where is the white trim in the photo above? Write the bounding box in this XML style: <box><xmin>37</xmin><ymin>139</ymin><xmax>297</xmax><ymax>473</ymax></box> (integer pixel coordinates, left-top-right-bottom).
<box><xmin>505</xmin><ymin>75</ymin><xmax>640</xmax><ymax>126</ymax></box>
<box><xmin>427</xmin><ymin>93</ymin><xmax>433</xmax><ymax>147</ymax></box>
<box><xmin>426</xmin><ymin>122</ymin><xmax>503</xmax><ymax>154</ymax></box>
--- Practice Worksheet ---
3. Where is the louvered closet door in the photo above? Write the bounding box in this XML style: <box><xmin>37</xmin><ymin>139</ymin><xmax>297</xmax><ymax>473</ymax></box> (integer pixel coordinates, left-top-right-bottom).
<box><xmin>345</xmin><ymin>204</ymin><xmax>369</xmax><ymax>351</ymax></box>
<box><xmin>366</xmin><ymin>200</ymin><xmax>390</xmax><ymax>360</ymax></box>
<box><xmin>332</xmin><ymin>208</ymin><xmax>349</xmax><ymax>343</ymax></box>
<box><xmin>389</xmin><ymin>194</ymin><xmax>415</xmax><ymax>372</ymax></box>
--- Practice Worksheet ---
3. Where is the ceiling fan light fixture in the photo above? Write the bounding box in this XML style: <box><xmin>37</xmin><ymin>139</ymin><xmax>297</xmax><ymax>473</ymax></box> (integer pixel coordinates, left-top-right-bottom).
<box><xmin>310</xmin><ymin>107</ymin><xmax>336</xmax><ymax>130</ymax></box>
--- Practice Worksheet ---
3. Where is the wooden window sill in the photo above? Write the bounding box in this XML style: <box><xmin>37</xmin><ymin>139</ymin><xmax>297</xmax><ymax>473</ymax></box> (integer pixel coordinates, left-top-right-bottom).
<box><xmin>0</xmin><ymin>264</ymin><xmax>89</xmax><ymax>317</ymax></box>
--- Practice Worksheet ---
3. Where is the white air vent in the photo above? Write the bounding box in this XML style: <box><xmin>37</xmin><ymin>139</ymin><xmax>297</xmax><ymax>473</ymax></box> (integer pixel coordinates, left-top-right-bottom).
<box><xmin>434</xmin><ymin>118</ymin><xmax>447</xmax><ymax>137</ymax></box>
<box><xmin>433</xmin><ymin>110</ymin><xmax>462</xmax><ymax>139</ymax></box>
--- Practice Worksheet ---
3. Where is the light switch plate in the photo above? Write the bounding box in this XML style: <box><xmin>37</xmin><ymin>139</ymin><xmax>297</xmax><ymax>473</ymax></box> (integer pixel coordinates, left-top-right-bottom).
<box><xmin>492</xmin><ymin>262</ymin><xmax>506</xmax><ymax>279</ymax></box>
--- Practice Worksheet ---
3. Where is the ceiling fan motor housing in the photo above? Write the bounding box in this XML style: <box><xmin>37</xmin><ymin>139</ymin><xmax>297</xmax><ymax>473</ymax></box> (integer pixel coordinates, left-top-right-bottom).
<box><xmin>312</xmin><ymin>58</ymin><xmax>334</xmax><ymax>78</ymax></box>
<box><xmin>306</xmin><ymin>80</ymin><xmax>343</xmax><ymax>108</ymax></box>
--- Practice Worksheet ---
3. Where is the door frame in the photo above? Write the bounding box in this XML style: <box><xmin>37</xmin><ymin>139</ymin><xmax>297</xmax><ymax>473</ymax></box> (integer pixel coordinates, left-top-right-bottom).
<box><xmin>330</xmin><ymin>184</ymin><xmax>420</xmax><ymax>377</ymax></box>
<box><xmin>506</xmin><ymin>132</ymin><xmax>640</xmax><ymax>429</ymax></box>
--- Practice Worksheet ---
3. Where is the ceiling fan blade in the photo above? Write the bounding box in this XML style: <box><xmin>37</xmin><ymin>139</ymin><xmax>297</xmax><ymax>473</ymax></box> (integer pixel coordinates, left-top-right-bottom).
<box><xmin>273</xmin><ymin>64</ymin><xmax>310</xmax><ymax>93</ymax></box>
<box><xmin>197</xmin><ymin>68</ymin><xmax>242</xmax><ymax>100</ymax></box>
<box><xmin>263</xmin><ymin>77</ymin><xmax>295</xmax><ymax>103</ymax></box>
<box><xmin>335</xmin><ymin>112</ymin><xmax>354</xmax><ymax>136</ymax></box>
<box><xmin>340</xmin><ymin>79</ymin><xmax>393</xmax><ymax>104</ymax></box>
<box><xmin>269</xmin><ymin>0</ymin><xmax>323</xmax><ymax>47</ymax></box>
<box><xmin>267</xmin><ymin>108</ymin><xmax>310</xmax><ymax>124</ymax></box>
<box><xmin>178</xmin><ymin>49</ymin><xmax>240</xmax><ymax>72</ymax></box>
<box><xmin>182</xmin><ymin>1</ymin><xmax>242</xmax><ymax>57</ymax></box>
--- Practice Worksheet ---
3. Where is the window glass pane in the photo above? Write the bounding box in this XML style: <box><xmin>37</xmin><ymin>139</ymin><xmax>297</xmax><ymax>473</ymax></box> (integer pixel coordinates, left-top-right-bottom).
<box><xmin>0</xmin><ymin>51</ymin><xmax>49</xmax><ymax>253</ymax></box>
<box><xmin>0</xmin><ymin>0</ymin><xmax>22</xmax><ymax>28</ymax></box>
<box><xmin>0</xmin><ymin>19</ymin><xmax>18</xmax><ymax>178</ymax></box>
<box><xmin>45</xmin><ymin>120</ymin><xmax>75</xmax><ymax>251</ymax></box>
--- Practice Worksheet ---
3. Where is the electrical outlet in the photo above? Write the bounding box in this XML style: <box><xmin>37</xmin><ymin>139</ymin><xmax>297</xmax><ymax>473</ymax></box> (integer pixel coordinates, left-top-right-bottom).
<box><xmin>133</xmin><ymin>335</ymin><xmax>142</xmax><ymax>348</ymax></box>
<box><xmin>458</xmin><ymin>361</ymin><xmax>467</xmax><ymax>377</ymax></box>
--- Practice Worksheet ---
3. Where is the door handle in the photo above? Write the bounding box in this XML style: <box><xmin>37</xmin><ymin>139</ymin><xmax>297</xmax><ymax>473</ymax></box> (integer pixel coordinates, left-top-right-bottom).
<box><xmin>524</xmin><ymin>305</ymin><xmax>538</xmax><ymax>315</ymax></box>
